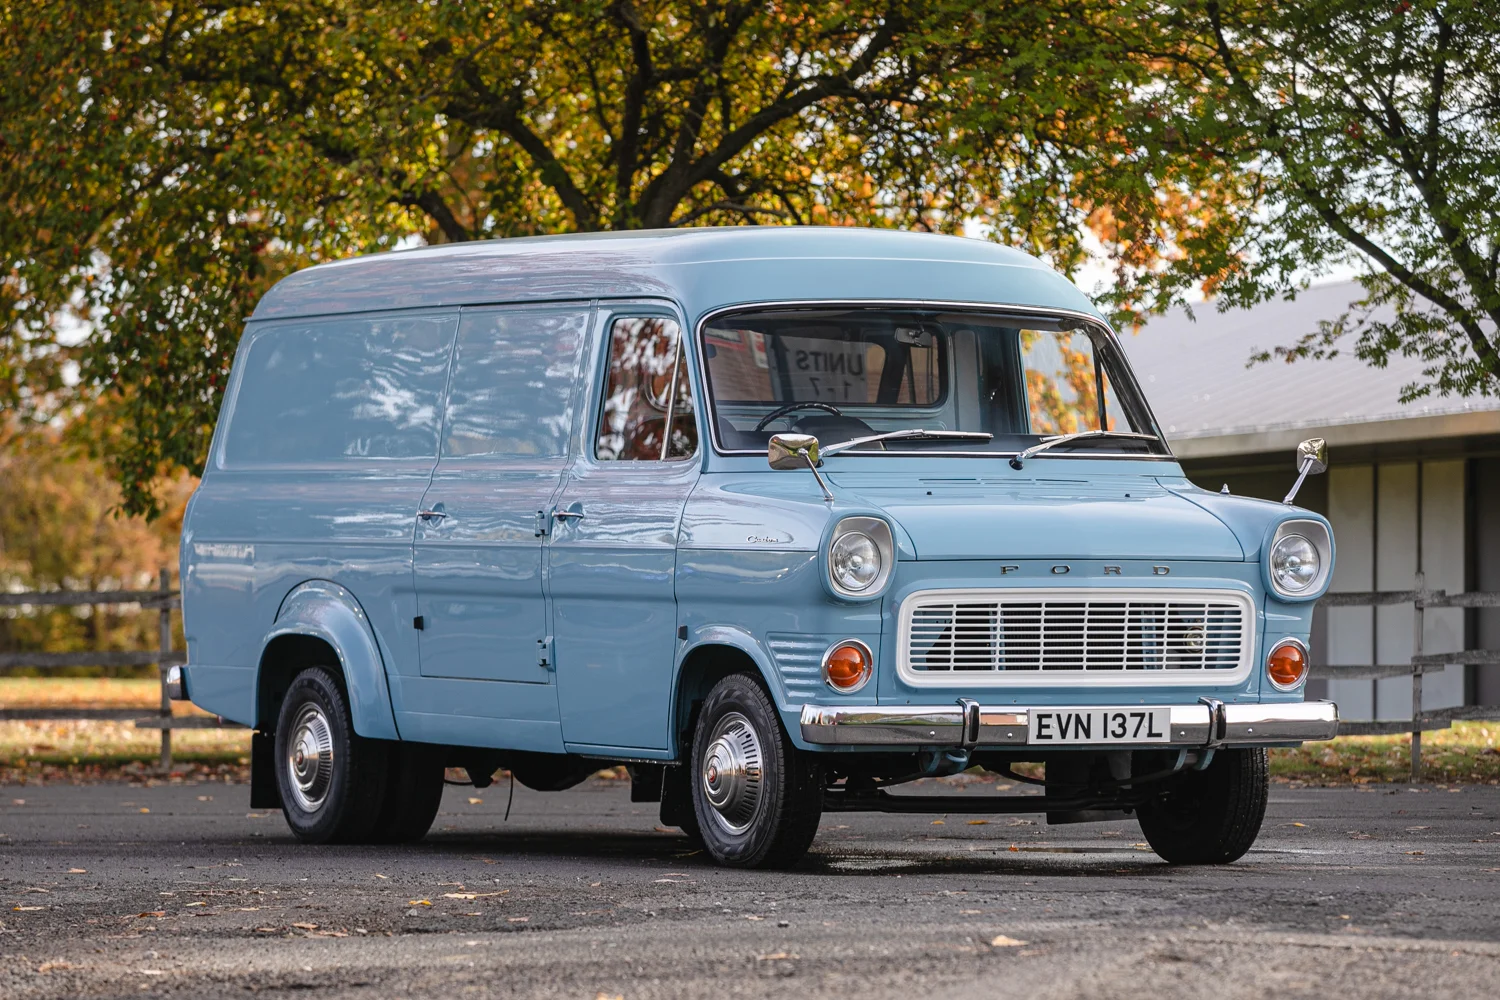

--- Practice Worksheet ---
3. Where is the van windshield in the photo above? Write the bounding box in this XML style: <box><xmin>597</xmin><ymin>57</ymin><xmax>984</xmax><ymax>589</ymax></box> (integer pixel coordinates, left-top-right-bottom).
<box><xmin>700</xmin><ymin>307</ymin><xmax>1167</xmax><ymax>457</ymax></box>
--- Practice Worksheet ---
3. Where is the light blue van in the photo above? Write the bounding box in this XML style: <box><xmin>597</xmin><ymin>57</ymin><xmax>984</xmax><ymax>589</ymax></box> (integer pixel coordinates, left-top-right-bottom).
<box><xmin>176</xmin><ymin>227</ymin><xmax>1338</xmax><ymax>867</ymax></box>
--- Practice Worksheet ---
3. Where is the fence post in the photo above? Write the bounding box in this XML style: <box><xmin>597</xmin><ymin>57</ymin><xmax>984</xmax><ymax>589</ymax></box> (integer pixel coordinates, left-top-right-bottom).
<box><xmin>158</xmin><ymin>567</ymin><xmax>172</xmax><ymax>772</ymax></box>
<box><xmin>1411</xmin><ymin>572</ymin><xmax>1424</xmax><ymax>783</ymax></box>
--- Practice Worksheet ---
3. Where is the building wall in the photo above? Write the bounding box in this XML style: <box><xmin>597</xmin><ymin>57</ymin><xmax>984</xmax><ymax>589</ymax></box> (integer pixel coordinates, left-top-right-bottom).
<box><xmin>1473</xmin><ymin>457</ymin><xmax>1500</xmax><ymax>707</ymax></box>
<box><xmin>1308</xmin><ymin>462</ymin><xmax>1467</xmax><ymax>719</ymax></box>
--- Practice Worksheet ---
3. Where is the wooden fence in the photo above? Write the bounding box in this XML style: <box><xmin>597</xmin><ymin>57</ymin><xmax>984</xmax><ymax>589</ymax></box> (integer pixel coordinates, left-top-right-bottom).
<box><xmin>0</xmin><ymin>569</ymin><xmax>240</xmax><ymax>770</ymax></box>
<box><xmin>1313</xmin><ymin>573</ymin><xmax>1500</xmax><ymax>780</ymax></box>
<box><xmin>2</xmin><ymin>569</ymin><xmax>1498</xmax><ymax>779</ymax></box>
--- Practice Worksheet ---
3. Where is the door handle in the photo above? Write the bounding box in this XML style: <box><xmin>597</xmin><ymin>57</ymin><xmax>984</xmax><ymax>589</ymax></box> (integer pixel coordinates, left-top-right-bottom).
<box><xmin>551</xmin><ymin>503</ymin><xmax>585</xmax><ymax>523</ymax></box>
<box><xmin>417</xmin><ymin>508</ymin><xmax>448</xmax><ymax>521</ymax></box>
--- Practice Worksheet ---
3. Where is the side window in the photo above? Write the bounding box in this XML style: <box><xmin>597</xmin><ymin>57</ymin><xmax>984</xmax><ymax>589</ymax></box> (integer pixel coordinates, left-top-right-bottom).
<box><xmin>222</xmin><ymin>312</ymin><xmax>455</xmax><ymax>465</ymax></box>
<box><xmin>1019</xmin><ymin>329</ymin><xmax>1131</xmax><ymax>436</ymax></box>
<box><xmin>595</xmin><ymin>317</ymin><xmax>697</xmax><ymax>462</ymax></box>
<box><xmin>442</xmin><ymin>306</ymin><xmax>589</xmax><ymax>459</ymax></box>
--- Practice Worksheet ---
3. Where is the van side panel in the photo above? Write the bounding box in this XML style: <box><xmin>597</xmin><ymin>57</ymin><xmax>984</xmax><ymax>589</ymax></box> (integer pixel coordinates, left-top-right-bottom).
<box><xmin>181</xmin><ymin>312</ymin><xmax>458</xmax><ymax>732</ymax></box>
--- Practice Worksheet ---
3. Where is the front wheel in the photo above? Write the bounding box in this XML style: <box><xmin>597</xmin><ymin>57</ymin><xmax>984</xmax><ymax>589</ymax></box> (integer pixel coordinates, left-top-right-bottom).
<box><xmin>690</xmin><ymin>674</ymin><xmax>823</xmax><ymax>868</ymax></box>
<box><xmin>1137</xmin><ymin>747</ymin><xmax>1269</xmax><ymax>864</ymax></box>
<box><xmin>274</xmin><ymin>667</ymin><xmax>389</xmax><ymax>844</ymax></box>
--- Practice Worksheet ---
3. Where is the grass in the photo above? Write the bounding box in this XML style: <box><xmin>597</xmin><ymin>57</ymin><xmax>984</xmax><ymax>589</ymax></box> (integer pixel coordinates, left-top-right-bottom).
<box><xmin>0</xmin><ymin>677</ymin><xmax>251</xmax><ymax>783</ymax></box>
<box><xmin>3</xmin><ymin>679</ymin><xmax>1498</xmax><ymax>786</ymax></box>
<box><xmin>1269</xmin><ymin>722</ymin><xmax>1500</xmax><ymax>785</ymax></box>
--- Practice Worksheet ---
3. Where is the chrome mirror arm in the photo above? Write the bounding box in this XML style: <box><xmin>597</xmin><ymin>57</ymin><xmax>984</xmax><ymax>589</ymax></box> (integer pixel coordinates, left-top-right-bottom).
<box><xmin>768</xmin><ymin>433</ymin><xmax>834</xmax><ymax>503</ymax></box>
<box><xmin>1282</xmin><ymin>437</ymin><xmax>1328</xmax><ymax>505</ymax></box>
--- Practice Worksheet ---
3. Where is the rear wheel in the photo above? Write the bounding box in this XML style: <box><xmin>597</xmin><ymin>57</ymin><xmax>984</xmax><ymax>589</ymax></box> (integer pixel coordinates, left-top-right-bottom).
<box><xmin>1137</xmin><ymin>748</ymin><xmax>1268</xmax><ymax>864</ymax></box>
<box><xmin>690</xmin><ymin>674</ymin><xmax>822</xmax><ymax>868</ymax></box>
<box><xmin>274</xmin><ymin>667</ymin><xmax>389</xmax><ymax>844</ymax></box>
<box><xmin>370</xmin><ymin>742</ymin><xmax>446</xmax><ymax>843</ymax></box>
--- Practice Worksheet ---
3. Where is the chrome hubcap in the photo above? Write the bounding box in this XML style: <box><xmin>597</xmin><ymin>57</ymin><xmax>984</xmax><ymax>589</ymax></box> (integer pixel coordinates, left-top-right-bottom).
<box><xmin>701</xmin><ymin>711</ymin><xmax>763</xmax><ymax>834</ymax></box>
<box><xmin>286</xmin><ymin>703</ymin><xmax>334</xmax><ymax>812</ymax></box>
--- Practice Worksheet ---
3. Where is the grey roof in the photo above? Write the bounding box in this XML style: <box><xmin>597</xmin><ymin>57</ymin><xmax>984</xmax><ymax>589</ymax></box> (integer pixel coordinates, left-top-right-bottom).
<box><xmin>1119</xmin><ymin>280</ymin><xmax>1500</xmax><ymax>458</ymax></box>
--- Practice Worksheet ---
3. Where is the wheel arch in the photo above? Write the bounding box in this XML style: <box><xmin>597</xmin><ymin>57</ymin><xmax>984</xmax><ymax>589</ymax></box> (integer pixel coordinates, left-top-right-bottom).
<box><xmin>256</xmin><ymin>580</ymin><xmax>399</xmax><ymax>739</ymax></box>
<box><xmin>670</xmin><ymin>628</ymin><xmax>781</xmax><ymax>761</ymax></box>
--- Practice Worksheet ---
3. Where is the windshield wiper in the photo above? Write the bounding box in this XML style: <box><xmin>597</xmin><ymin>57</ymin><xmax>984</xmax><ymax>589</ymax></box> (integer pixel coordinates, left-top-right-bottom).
<box><xmin>822</xmin><ymin>429</ymin><xmax>994</xmax><ymax>456</ymax></box>
<box><xmin>1008</xmin><ymin>430</ymin><xmax>1160</xmax><ymax>469</ymax></box>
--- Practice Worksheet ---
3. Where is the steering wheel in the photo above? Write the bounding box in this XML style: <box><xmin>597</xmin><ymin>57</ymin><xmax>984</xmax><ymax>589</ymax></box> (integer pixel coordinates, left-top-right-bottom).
<box><xmin>754</xmin><ymin>401</ymin><xmax>845</xmax><ymax>432</ymax></box>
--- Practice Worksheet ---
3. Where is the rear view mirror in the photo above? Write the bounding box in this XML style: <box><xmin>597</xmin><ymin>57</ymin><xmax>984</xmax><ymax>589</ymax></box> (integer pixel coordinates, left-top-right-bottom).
<box><xmin>1282</xmin><ymin>437</ymin><xmax>1328</xmax><ymax>505</ymax></box>
<box><xmin>768</xmin><ymin>432</ymin><xmax>820</xmax><ymax>470</ymax></box>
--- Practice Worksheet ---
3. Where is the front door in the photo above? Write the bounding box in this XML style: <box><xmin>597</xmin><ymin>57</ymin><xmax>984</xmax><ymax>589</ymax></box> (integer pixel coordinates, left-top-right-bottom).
<box><xmin>547</xmin><ymin>311</ymin><xmax>700</xmax><ymax>753</ymax></box>
<box><xmin>410</xmin><ymin>304</ymin><xmax>591</xmax><ymax>747</ymax></box>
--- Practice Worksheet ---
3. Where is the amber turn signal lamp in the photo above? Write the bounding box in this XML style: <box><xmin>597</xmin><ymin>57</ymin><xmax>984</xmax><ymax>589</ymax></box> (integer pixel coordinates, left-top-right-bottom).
<box><xmin>823</xmin><ymin>640</ymin><xmax>873</xmax><ymax>693</ymax></box>
<box><xmin>1267</xmin><ymin>639</ymin><xmax>1308</xmax><ymax>690</ymax></box>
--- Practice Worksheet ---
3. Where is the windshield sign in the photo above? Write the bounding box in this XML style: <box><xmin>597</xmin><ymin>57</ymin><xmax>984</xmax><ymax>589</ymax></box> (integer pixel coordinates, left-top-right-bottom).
<box><xmin>700</xmin><ymin>307</ymin><xmax>1165</xmax><ymax>457</ymax></box>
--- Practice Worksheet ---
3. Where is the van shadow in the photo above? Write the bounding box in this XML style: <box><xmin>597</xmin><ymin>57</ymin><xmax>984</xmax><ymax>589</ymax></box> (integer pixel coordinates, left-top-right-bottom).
<box><xmin>361</xmin><ymin>827</ymin><xmax>1174</xmax><ymax>879</ymax></box>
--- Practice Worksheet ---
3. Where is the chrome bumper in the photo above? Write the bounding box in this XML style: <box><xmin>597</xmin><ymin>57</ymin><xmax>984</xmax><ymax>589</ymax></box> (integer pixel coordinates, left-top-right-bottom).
<box><xmin>799</xmin><ymin>700</ymin><xmax>1338</xmax><ymax>747</ymax></box>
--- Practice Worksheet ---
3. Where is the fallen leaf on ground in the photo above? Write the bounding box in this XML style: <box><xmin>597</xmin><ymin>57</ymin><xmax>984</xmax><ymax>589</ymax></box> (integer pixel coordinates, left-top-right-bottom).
<box><xmin>13</xmin><ymin>905</ymin><xmax>45</xmax><ymax>912</ymax></box>
<box><xmin>135</xmin><ymin>911</ymin><xmax>166</xmax><ymax>918</ymax></box>
<box><xmin>757</xmin><ymin>952</ymin><xmax>798</xmax><ymax>961</ymax></box>
<box><xmin>291</xmin><ymin>922</ymin><xmax>318</xmax><ymax>930</ymax></box>
<box><xmin>468</xmin><ymin>797</ymin><xmax>482</xmax><ymax>805</ymax></box>
<box><xmin>186</xmin><ymin>901</ymin><xmax>207</xmax><ymax>907</ymax></box>
<box><xmin>138</xmin><ymin>808</ymin><xmax>150</xmax><ymax>814</ymax></box>
<box><xmin>968</xmin><ymin>820</ymin><xmax>989</xmax><ymax>826</ymax></box>
<box><xmin>67</xmin><ymin>868</ymin><xmax>87</xmax><ymax>874</ymax></box>
<box><xmin>931</xmin><ymin>820</ymin><xmax>945</xmax><ymax>825</ymax></box>
<box><xmin>507</xmin><ymin>916</ymin><xmax>529</xmax><ymax>923</ymax></box>
<box><xmin>373</xmin><ymin>874</ymin><xmax>388</xmax><ymax>879</ymax></box>
<box><xmin>37</xmin><ymin>961</ymin><xmax>73</xmax><ymax>973</ymax></box>
<box><xmin>990</xmin><ymin>935</ymin><xmax>1029</xmax><ymax>947</ymax></box>
<box><xmin>408</xmin><ymin>899</ymin><xmax>432</xmax><ymax>906</ymax></box>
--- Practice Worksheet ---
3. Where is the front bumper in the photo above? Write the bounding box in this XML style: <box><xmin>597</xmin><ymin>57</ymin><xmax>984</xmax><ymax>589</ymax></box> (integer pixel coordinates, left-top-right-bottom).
<box><xmin>800</xmin><ymin>699</ymin><xmax>1338</xmax><ymax>748</ymax></box>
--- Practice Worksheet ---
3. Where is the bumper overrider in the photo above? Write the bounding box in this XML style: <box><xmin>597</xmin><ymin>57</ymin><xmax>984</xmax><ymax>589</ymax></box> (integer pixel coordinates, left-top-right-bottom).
<box><xmin>800</xmin><ymin>699</ymin><xmax>1338</xmax><ymax>748</ymax></box>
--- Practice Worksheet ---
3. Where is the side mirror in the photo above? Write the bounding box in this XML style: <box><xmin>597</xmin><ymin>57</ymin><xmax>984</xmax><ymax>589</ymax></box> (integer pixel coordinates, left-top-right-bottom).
<box><xmin>768</xmin><ymin>432</ymin><xmax>833</xmax><ymax>501</ymax></box>
<box><xmin>1296</xmin><ymin>437</ymin><xmax>1328</xmax><ymax>476</ymax></box>
<box><xmin>768</xmin><ymin>432</ymin><xmax>820</xmax><ymax>470</ymax></box>
<box><xmin>1282</xmin><ymin>437</ymin><xmax>1328</xmax><ymax>505</ymax></box>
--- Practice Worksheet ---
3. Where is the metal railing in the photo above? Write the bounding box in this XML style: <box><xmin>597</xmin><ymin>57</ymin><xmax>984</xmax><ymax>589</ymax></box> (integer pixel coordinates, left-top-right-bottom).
<box><xmin>0</xmin><ymin>568</ymin><xmax>241</xmax><ymax>770</ymax></box>
<box><xmin>1314</xmin><ymin>573</ymin><xmax>1500</xmax><ymax>780</ymax></box>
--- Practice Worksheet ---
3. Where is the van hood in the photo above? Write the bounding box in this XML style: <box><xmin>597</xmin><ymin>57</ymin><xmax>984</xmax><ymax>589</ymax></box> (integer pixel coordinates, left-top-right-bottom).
<box><xmin>828</xmin><ymin>476</ymin><xmax>1244</xmax><ymax>561</ymax></box>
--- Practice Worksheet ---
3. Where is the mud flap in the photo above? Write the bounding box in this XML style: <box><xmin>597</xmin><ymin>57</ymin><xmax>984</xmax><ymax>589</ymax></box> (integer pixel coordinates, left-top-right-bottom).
<box><xmin>249</xmin><ymin>730</ymin><xmax>284</xmax><ymax>810</ymax></box>
<box><xmin>658</xmin><ymin>765</ymin><xmax>694</xmax><ymax>828</ymax></box>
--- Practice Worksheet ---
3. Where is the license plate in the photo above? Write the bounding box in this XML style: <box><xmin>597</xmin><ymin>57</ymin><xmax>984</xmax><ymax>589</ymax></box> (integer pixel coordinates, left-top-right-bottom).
<box><xmin>1027</xmin><ymin>708</ymin><xmax>1171</xmax><ymax>744</ymax></box>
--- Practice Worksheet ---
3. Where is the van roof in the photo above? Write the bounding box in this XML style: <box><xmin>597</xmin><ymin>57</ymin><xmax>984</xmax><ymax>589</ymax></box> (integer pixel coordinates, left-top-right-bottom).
<box><xmin>250</xmin><ymin>226</ymin><xmax>1103</xmax><ymax>325</ymax></box>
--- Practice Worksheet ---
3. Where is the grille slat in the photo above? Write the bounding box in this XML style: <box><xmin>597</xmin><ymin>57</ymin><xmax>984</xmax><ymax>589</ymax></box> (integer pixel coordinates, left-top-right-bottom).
<box><xmin>904</xmin><ymin>591</ymin><xmax>1249</xmax><ymax>675</ymax></box>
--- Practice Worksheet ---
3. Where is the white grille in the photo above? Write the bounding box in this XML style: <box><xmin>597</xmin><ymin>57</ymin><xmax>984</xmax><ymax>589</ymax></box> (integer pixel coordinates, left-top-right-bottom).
<box><xmin>899</xmin><ymin>588</ymin><xmax>1253</xmax><ymax>682</ymax></box>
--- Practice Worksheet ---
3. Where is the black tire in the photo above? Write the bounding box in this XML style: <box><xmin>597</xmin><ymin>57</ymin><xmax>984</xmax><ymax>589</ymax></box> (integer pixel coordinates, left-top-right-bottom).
<box><xmin>370</xmin><ymin>742</ymin><xmax>446</xmax><ymax>844</ymax></box>
<box><xmin>690</xmin><ymin>674</ymin><xmax>822</xmax><ymax>868</ymax></box>
<box><xmin>1137</xmin><ymin>748</ymin><xmax>1269</xmax><ymax>864</ymax></box>
<box><xmin>274</xmin><ymin>667</ymin><xmax>389</xmax><ymax>844</ymax></box>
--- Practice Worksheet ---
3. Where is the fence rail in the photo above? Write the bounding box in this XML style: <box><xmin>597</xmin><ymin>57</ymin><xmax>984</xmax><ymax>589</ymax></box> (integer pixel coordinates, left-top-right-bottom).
<box><xmin>0</xmin><ymin>569</ymin><xmax>241</xmax><ymax>769</ymax></box>
<box><xmin>1313</xmin><ymin>575</ymin><xmax>1500</xmax><ymax>780</ymax></box>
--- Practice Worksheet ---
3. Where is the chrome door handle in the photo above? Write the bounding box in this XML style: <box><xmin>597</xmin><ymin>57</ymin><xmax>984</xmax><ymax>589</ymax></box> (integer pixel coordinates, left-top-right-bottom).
<box><xmin>417</xmin><ymin>509</ymin><xmax>448</xmax><ymax>521</ymax></box>
<box><xmin>551</xmin><ymin>505</ymin><xmax>585</xmax><ymax>522</ymax></box>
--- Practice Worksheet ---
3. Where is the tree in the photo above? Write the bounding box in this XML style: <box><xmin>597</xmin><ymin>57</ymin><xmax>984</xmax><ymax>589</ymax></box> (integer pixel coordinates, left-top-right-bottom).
<box><xmin>1147</xmin><ymin>0</ymin><xmax>1500</xmax><ymax>398</ymax></box>
<box><xmin>2</xmin><ymin>1</ymin><xmax>1251</xmax><ymax>515</ymax></box>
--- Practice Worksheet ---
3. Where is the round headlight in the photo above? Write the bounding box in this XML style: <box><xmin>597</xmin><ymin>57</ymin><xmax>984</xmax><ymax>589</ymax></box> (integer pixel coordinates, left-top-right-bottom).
<box><xmin>830</xmin><ymin>531</ymin><xmax>881</xmax><ymax>592</ymax></box>
<box><xmin>1270</xmin><ymin>533</ymin><xmax>1319</xmax><ymax>593</ymax></box>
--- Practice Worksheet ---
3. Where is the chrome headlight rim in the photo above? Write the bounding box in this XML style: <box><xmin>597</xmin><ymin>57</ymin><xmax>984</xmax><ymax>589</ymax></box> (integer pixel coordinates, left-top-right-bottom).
<box><xmin>1265</xmin><ymin>518</ymin><xmax>1333</xmax><ymax>601</ymax></box>
<box><xmin>825</xmin><ymin>516</ymin><xmax>895</xmax><ymax>600</ymax></box>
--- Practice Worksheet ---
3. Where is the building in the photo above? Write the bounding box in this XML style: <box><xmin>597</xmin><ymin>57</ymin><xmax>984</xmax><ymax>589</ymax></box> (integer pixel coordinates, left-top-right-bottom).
<box><xmin>1122</xmin><ymin>280</ymin><xmax>1500</xmax><ymax>720</ymax></box>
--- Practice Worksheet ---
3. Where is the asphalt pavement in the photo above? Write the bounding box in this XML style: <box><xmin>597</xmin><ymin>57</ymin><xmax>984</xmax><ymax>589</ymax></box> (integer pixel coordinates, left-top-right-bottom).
<box><xmin>2</xmin><ymin>775</ymin><xmax>1498</xmax><ymax>999</ymax></box>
